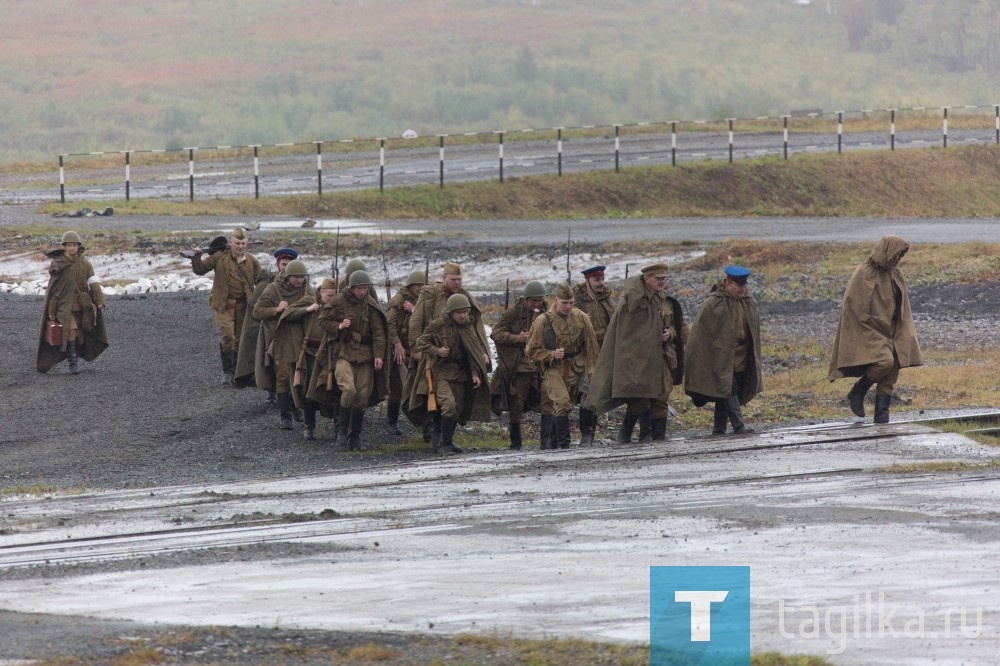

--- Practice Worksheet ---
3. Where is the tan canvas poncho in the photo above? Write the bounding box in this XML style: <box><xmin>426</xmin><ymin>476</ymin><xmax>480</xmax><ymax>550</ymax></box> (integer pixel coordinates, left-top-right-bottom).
<box><xmin>828</xmin><ymin>235</ymin><xmax>922</xmax><ymax>380</ymax></box>
<box><xmin>36</xmin><ymin>249</ymin><xmax>109</xmax><ymax>373</ymax></box>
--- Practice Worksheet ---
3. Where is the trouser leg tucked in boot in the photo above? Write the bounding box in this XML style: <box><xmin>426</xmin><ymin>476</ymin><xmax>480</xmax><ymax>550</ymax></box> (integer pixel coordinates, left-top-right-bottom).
<box><xmin>440</xmin><ymin>416</ymin><xmax>462</xmax><ymax>454</ymax></box>
<box><xmin>220</xmin><ymin>346</ymin><xmax>233</xmax><ymax>385</ymax></box>
<box><xmin>637</xmin><ymin>410</ymin><xmax>653</xmax><ymax>443</ymax></box>
<box><xmin>386</xmin><ymin>401</ymin><xmax>402</xmax><ymax>436</ymax></box>
<box><xmin>847</xmin><ymin>375</ymin><xmax>874</xmax><ymax>418</ymax></box>
<box><xmin>67</xmin><ymin>340</ymin><xmax>80</xmax><ymax>375</ymax></box>
<box><xmin>578</xmin><ymin>407</ymin><xmax>595</xmax><ymax>447</ymax></box>
<box><xmin>508</xmin><ymin>421</ymin><xmax>523</xmax><ymax>450</ymax></box>
<box><xmin>554</xmin><ymin>415</ymin><xmax>571</xmax><ymax>449</ymax></box>
<box><xmin>651</xmin><ymin>417</ymin><xmax>668</xmax><ymax>442</ymax></box>
<box><xmin>303</xmin><ymin>403</ymin><xmax>317</xmax><ymax>441</ymax></box>
<box><xmin>874</xmin><ymin>393</ymin><xmax>891</xmax><ymax>424</ymax></box>
<box><xmin>619</xmin><ymin>411</ymin><xmax>640</xmax><ymax>444</ymax></box>
<box><xmin>539</xmin><ymin>414</ymin><xmax>554</xmax><ymax>450</ymax></box>
<box><xmin>276</xmin><ymin>393</ymin><xmax>294</xmax><ymax>430</ymax></box>
<box><xmin>348</xmin><ymin>408</ymin><xmax>365</xmax><ymax>450</ymax></box>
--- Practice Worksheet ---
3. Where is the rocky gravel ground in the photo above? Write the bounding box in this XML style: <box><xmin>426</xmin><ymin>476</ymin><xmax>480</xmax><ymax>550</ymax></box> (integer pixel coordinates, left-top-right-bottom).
<box><xmin>3</xmin><ymin>234</ymin><xmax>1000</xmax><ymax>663</ymax></box>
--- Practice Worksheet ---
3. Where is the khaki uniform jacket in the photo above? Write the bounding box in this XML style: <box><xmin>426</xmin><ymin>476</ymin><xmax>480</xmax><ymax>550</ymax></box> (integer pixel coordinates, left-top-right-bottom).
<box><xmin>386</xmin><ymin>288</ymin><xmax>417</xmax><ymax>352</ymax></box>
<box><xmin>36</xmin><ymin>250</ymin><xmax>109</xmax><ymax>373</ymax></box>
<box><xmin>828</xmin><ymin>235</ymin><xmax>922</xmax><ymax>379</ymax></box>
<box><xmin>684</xmin><ymin>283</ymin><xmax>763</xmax><ymax>406</ymax></box>
<box><xmin>191</xmin><ymin>250</ymin><xmax>262</xmax><ymax>313</ymax></box>
<box><xmin>525</xmin><ymin>306</ymin><xmax>600</xmax><ymax>379</ymax></box>
<box><xmin>305</xmin><ymin>291</ymin><xmax>390</xmax><ymax>408</ymax></box>
<box><xmin>583</xmin><ymin>276</ymin><xmax>685</xmax><ymax>416</ymax></box>
<box><xmin>408</xmin><ymin>282</ymin><xmax>489</xmax><ymax>353</ymax></box>
<box><xmin>573</xmin><ymin>283</ymin><xmax>617</xmax><ymax>347</ymax></box>
<box><xmin>403</xmin><ymin>314</ymin><xmax>492</xmax><ymax>425</ymax></box>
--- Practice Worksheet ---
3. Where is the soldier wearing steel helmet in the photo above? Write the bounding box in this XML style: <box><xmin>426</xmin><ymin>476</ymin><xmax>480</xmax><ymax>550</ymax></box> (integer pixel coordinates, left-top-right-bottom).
<box><xmin>407</xmin><ymin>293</ymin><xmax>492</xmax><ymax>454</ymax></box>
<box><xmin>573</xmin><ymin>265</ymin><xmax>618</xmax><ymax>445</ymax></box>
<box><xmin>489</xmin><ymin>280</ymin><xmax>546</xmax><ymax>450</ymax></box>
<box><xmin>384</xmin><ymin>269</ymin><xmax>426</xmax><ymax>436</ymax></box>
<box><xmin>253</xmin><ymin>259</ymin><xmax>310</xmax><ymax>430</ymax></box>
<box><xmin>307</xmin><ymin>269</ymin><xmax>389</xmax><ymax>450</ymax></box>
<box><xmin>189</xmin><ymin>227</ymin><xmax>263</xmax><ymax>384</ymax></box>
<box><xmin>37</xmin><ymin>231</ymin><xmax>109</xmax><ymax>374</ymax></box>
<box><xmin>338</xmin><ymin>257</ymin><xmax>378</xmax><ymax>301</ymax></box>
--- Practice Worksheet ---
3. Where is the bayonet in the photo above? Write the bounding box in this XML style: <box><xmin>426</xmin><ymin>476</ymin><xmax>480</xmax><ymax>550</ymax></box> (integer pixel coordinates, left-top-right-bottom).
<box><xmin>566</xmin><ymin>228</ymin><xmax>572</xmax><ymax>285</ymax></box>
<box><xmin>333</xmin><ymin>227</ymin><xmax>340</xmax><ymax>291</ymax></box>
<box><xmin>379</xmin><ymin>227</ymin><xmax>392</xmax><ymax>302</ymax></box>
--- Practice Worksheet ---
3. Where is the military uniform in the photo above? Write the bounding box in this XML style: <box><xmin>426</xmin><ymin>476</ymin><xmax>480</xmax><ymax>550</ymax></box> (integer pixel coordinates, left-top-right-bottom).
<box><xmin>385</xmin><ymin>271</ymin><xmax>425</xmax><ymax>435</ymax></box>
<box><xmin>526</xmin><ymin>283</ymin><xmax>599</xmax><ymax>450</ymax></box>
<box><xmin>235</xmin><ymin>247</ymin><xmax>298</xmax><ymax>393</ymax></box>
<box><xmin>573</xmin><ymin>265</ymin><xmax>618</xmax><ymax>445</ymax></box>
<box><xmin>685</xmin><ymin>266</ymin><xmax>763</xmax><ymax>435</ymax></box>
<box><xmin>36</xmin><ymin>232</ymin><xmax>109</xmax><ymax>374</ymax></box>
<box><xmin>286</xmin><ymin>277</ymin><xmax>339</xmax><ymax>441</ymax></box>
<box><xmin>190</xmin><ymin>229</ymin><xmax>263</xmax><ymax>383</ymax></box>
<box><xmin>584</xmin><ymin>263</ymin><xmax>685</xmax><ymax>444</ymax></box>
<box><xmin>489</xmin><ymin>282</ymin><xmax>546</xmax><ymax>449</ymax></box>
<box><xmin>254</xmin><ymin>263</ymin><xmax>309</xmax><ymax>429</ymax></box>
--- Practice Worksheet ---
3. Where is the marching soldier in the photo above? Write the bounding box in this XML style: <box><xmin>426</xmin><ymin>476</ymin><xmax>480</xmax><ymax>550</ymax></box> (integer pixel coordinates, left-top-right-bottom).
<box><xmin>490</xmin><ymin>280</ymin><xmax>546</xmax><ymax>450</ymax></box>
<box><xmin>36</xmin><ymin>231</ymin><xmax>109</xmax><ymax>374</ymax></box>
<box><xmin>685</xmin><ymin>266</ymin><xmax>763</xmax><ymax>435</ymax></box>
<box><xmin>410</xmin><ymin>294</ymin><xmax>493</xmax><ymax>454</ymax></box>
<box><xmin>584</xmin><ymin>262</ymin><xmax>685</xmax><ymax>444</ymax></box>
<box><xmin>309</xmin><ymin>270</ymin><xmax>390</xmax><ymax>450</ymax></box>
<box><xmin>338</xmin><ymin>257</ymin><xmax>378</xmax><ymax>301</ymax></box>
<box><xmin>189</xmin><ymin>228</ymin><xmax>263</xmax><ymax>384</ymax></box>
<box><xmin>385</xmin><ymin>270</ymin><xmax>426</xmax><ymax>435</ymax></box>
<box><xmin>286</xmin><ymin>277</ymin><xmax>339</xmax><ymax>441</ymax></box>
<box><xmin>526</xmin><ymin>283</ymin><xmax>600</xmax><ymax>449</ymax></box>
<box><xmin>253</xmin><ymin>259</ymin><xmax>310</xmax><ymax>430</ymax></box>
<box><xmin>235</xmin><ymin>247</ymin><xmax>298</xmax><ymax>396</ymax></box>
<box><xmin>573</xmin><ymin>265</ymin><xmax>617</xmax><ymax>445</ymax></box>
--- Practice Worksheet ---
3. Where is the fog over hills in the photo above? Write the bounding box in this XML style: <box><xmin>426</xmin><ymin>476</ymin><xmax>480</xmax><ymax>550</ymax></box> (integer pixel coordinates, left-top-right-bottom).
<box><xmin>0</xmin><ymin>0</ymin><xmax>996</xmax><ymax>165</ymax></box>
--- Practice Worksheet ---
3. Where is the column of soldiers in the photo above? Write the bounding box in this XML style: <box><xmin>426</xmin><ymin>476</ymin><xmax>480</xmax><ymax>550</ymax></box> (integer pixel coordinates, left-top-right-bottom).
<box><xmin>39</xmin><ymin>230</ymin><xmax>922</xmax><ymax>444</ymax></box>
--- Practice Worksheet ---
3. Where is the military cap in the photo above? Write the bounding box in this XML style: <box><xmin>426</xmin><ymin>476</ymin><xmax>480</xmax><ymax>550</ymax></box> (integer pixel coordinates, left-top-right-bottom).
<box><xmin>443</xmin><ymin>261</ymin><xmax>462</xmax><ymax>276</ymax></box>
<box><xmin>273</xmin><ymin>247</ymin><xmax>298</xmax><ymax>260</ymax></box>
<box><xmin>581</xmin><ymin>265</ymin><xmax>606</xmax><ymax>277</ymax></box>
<box><xmin>230</xmin><ymin>228</ymin><xmax>247</xmax><ymax>240</ymax></box>
<box><xmin>640</xmin><ymin>262</ymin><xmax>668</xmax><ymax>278</ymax></box>
<box><xmin>724</xmin><ymin>265</ymin><xmax>751</xmax><ymax>284</ymax></box>
<box><xmin>554</xmin><ymin>282</ymin><xmax>574</xmax><ymax>300</ymax></box>
<box><xmin>61</xmin><ymin>231</ymin><xmax>83</xmax><ymax>245</ymax></box>
<box><xmin>319</xmin><ymin>277</ymin><xmax>338</xmax><ymax>291</ymax></box>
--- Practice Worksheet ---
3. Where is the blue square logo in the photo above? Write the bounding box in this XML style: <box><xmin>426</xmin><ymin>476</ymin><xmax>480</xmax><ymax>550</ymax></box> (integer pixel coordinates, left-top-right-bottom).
<box><xmin>650</xmin><ymin>566</ymin><xmax>750</xmax><ymax>665</ymax></box>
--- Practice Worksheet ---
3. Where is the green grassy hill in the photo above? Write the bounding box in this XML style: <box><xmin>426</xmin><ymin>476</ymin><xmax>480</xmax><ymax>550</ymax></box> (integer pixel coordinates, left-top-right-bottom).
<box><xmin>2</xmin><ymin>0</ymin><xmax>999</xmax><ymax>164</ymax></box>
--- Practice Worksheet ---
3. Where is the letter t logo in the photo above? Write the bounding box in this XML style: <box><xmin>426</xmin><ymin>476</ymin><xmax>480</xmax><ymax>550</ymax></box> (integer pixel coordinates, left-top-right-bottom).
<box><xmin>674</xmin><ymin>590</ymin><xmax>729</xmax><ymax>641</ymax></box>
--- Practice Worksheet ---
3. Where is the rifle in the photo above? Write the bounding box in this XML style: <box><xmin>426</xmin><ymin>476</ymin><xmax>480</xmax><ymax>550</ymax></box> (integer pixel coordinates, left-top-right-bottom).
<box><xmin>566</xmin><ymin>228</ymin><xmax>572</xmax><ymax>285</ymax></box>
<box><xmin>326</xmin><ymin>344</ymin><xmax>335</xmax><ymax>391</ymax></box>
<box><xmin>424</xmin><ymin>258</ymin><xmax>430</xmax><ymax>285</ymax></box>
<box><xmin>504</xmin><ymin>278</ymin><xmax>510</xmax><ymax>310</ymax></box>
<box><xmin>332</xmin><ymin>227</ymin><xmax>340</xmax><ymax>289</ymax></box>
<box><xmin>425</xmin><ymin>357</ymin><xmax>438</xmax><ymax>412</ymax></box>
<box><xmin>379</xmin><ymin>227</ymin><xmax>392</xmax><ymax>302</ymax></box>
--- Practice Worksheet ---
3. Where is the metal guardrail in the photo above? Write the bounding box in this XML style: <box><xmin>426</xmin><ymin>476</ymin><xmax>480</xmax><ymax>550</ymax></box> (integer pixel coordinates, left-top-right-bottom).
<box><xmin>55</xmin><ymin>104</ymin><xmax>1000</xmax><ymax>204</ymax></box>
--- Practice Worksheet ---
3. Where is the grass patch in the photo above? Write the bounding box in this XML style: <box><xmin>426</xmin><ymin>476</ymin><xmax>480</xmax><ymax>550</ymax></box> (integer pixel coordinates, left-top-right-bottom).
<box><xmin>884</xmin><ymin>460</ymin><xmax>1000</xmax><ymax>474</ymax></box>
<box><xmin>0</xmin><ymin>483</ymin><xmax>85</xmax><ymax>498</ymax></box>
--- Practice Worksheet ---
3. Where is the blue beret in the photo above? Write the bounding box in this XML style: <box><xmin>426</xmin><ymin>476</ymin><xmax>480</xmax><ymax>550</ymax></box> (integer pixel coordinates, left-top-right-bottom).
<box><xmin>724</xmin><ymin>265</ymin><xmax>751</xmax><ymax>279</ymax></box>
<box><xmin>273</xmin><ymin>248</ymin><xmax>298</xmax><ymax>260</ymax></box>
<box><xmin>581</xmin><ymin>265</ymin><xmax>606</xmax><ymax>276</ymax></box>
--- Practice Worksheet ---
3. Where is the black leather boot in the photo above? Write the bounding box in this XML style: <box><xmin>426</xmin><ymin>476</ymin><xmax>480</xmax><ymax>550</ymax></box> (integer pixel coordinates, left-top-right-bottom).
<box><xmin>638</xmin><ymin>410</ymin><xmax>653</xmax><ymax>443</ymax></box>
<box><xmin>651</xmin><ymin>417</ymin><xmax>668</xmax><ymax>442</ymax></box>
<box><xmin>422</xmin><ymin>419</ymin><xmax>433</xmax><ymax>443</ymax></box>
<box><xmin>431</xmin><ymin>413</ymin><xmax>442</xmax><ymax>453</ymax></box>
<box><xmin>386</xmin><ymin>402</ymin><xmax>402</xmax><ymax>436</ymax></box>
<box><xmin>713</xmin><ymin>400</ymin><xmax>728</xmax><ymax>435</ymax></box>
<box><xmin>509</xmin><ymin>422</ymin><xmax>523</xmax><ymax>450</ymax></box>
<box><xmin>67</xmin><ymin>340</ymin><xmax>80</xmax><ymax>375</ymax></box>
<box><xmin>220</xmin><ymin>346</ymin><xmax>233</xmax><ymax>385</ymax></box>
<box><xmin>266</xmin><ymin>389</ymin><xmax>277</xmax><ymax>405</ymax></box>
<box><xmin>277</xmin><ymin>393</ymin><xmax>294</xmax><ymax>430</ymax></box>
<box><xmin>440</xmin><ymin>417</ymin><xmax>463</xmax><ymax>454</ymax></box>
<box><xmin>348</xmin><ymin>408</ymin><xmax>365</xmax><ymax>450</ymax></box>
<box><xmin>303</xmin><ymin>403</ymin><xmax>317</xmax><ymax>441</ymax></box>
<box><xmin>539</xmin><ymin>414</ymin><xmax>554</xmax><ymax>450</ymax></box>
<box><xmin>874</xmin><ymin>393</ymin><xmax>891</xmax><ymax>424</ymax></box>
<box><xmin>554</xmin><ymin>415</ymin><xmax>571</xmax><ymax>449</ymax></box>
<box><xmin>619</xmin><ymin>411</ymin><xmax>640</xmax><ymax>444</ymax></box>
<box><xmin>578</xmin><ymin>407</ymin><xmax>595</xmax><ymax>446</ymax></box>
<box><xmin>335</xmin><ymin>405</ymin><xmax>351</xmax><ymax>449</ymax></box>
<box><xmin>847</xmin><ymin>376</ymin><xmax>874</xmax><ymax>418</ymax></box>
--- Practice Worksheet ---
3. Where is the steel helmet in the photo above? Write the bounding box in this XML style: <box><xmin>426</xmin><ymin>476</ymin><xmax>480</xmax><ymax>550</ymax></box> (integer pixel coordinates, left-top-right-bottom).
<box><xmin>348</xmin><ymin>270</ymin><xmax>374</xmax><ymax>287</ymax></box>
<box><xmin>284</xmin><ymin>259</ymin><xmax>308</xmax><ymax>277</ymax></box>
<box><xmin>522</xmin><ymin>280</ymin><xmax>547</xmax><ymax>298</ymax></box>
<box><xmin>405</xmin><ymin>270</ymin><xmax>427</xmax><ymax>287</ymax></box>
<box><xmin>446</xmin><ymin>293</ymin><xmax>472</xmax><ymax>312</ymax></box>
<box><xmin>344</xmin><ymin>258</ymin><xmax>367</xmax><ymax>276</ymax></box>
<box><xmin>61</xmin><ymin>231</ymin><xmax>83</xmax><ymax>245</ymax></box>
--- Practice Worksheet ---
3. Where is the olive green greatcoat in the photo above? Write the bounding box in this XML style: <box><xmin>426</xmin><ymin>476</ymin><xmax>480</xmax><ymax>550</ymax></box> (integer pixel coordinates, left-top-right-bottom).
<box><xmin>305</xmin><ymin>290</ymin><xmax>390</xmax><ymax>409</ymax></box>
<box><xmin>251</xmin><ymin>272</ymin><xmax>308</xmax><ymax>391</ymax></box>
<box><xmin>234</xmin><ymin>267</ymin><xmax>276</xmax><ymax>388</ymax></box>
<box><xmin>286</xmin><ymin>292</ymin><xmax>336</xmax><ymax>415</ymax></box>
<box><xmin>402</xmin><ymin>313</ymin><xmax>493</xmax><ymax>426</ymax></box>
<box><xmin>582</xmin><ymin>276</ymin><xmax>685</xmax><ymax>416</ymax></box>
<box><xmin>408</xmin><ymin>282</ymin><xmax>489</xmax><ymax>352</ymax></box>
<box><xmin>36</xmin><ymin>249</ymin><xmax>109</xmax><ymax>373</ymax></box>
<box><xmin>684</xmin><ymin>283</ymin><xmax>764</xmax><ymax>407</ymax></box>
<box><xmin>828</xmin><ymin>235</ymin><xmax>923</xmax><ymax>380</ymax></box>
<box><xmin>488</xmin><ymin>297</ymin><xmax>542</xmax><ymax>415</ymax></box>
<box><xmin>191</xmin><ymin>250</ymin><xmax>263</xmax><ymax>313</ymax></box>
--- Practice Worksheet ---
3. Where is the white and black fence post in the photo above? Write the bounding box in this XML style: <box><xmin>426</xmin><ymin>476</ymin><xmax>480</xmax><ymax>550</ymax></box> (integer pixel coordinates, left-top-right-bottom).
<box><xmin>59</xmin><ymin>155</ymin><xmax>65</xmax><ymax>204</ymax></box>
<box><xmin>439</xmin><ymin>135</ymin><xmax>445</xmax><ymax>188</ymax></box>
<box><xmin>379</xmin><ymin>138</ymin><xmax>385</xmax><ymax>193</ymax></box>
<box><xmin>837</xmin><ymin>111</ymin><xmax>843</xmax><ymax>154</ymax></box>
<box><xmin>498</xmin><ymin>131</ymin><xmax>504</xmax><ymax>183</ymax></box>
<box><xmin>671</xmin><ymin>121</ymin><xmax>677</xmax><ymax>166</ymax></box>
<box><xmin>188</xmin><ymin>148</ymin><xmax>195</xmax><ymax>201</ymax></box>
<box><xmin>890</xmin><ymin>109</ymin><xmax>896</xmax><ymax>151</ymax></box>
<box><xmin>125</xmin><ymin>151</ymin><xmax>131</xmax><ymax>201</ymax></box>
<box><xmin>728</xmin><ymin>119</ymin><xmax>734</xmax><ymax>163</ymax></box>
<box><xmin>253</xmin><ymin>145</ymin><xmax>260</xmax><ymax>199</ymax></box>
<box><xmin>557</xmin><ymin>127</ymin><xmax>563</xmax><ymax>176</ymax></box>
<box><xmin>316</xmin><ymin>142</ymin><xmax>323</xmax><ymax>196</ymax></box>
<box><xmin>943</xmin><ymin>107</ymin><xmax>949</xmax><ymax>148</ymax></box>
<box><xmin>614</xmin><ymin>124</ymin><xmax>621</xmax><ymax>172</ymax></box>
<box><xmin>783</xmin><ymin>116</ymin><xmax>789</xmax><ymax>160</ymax></box>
